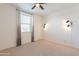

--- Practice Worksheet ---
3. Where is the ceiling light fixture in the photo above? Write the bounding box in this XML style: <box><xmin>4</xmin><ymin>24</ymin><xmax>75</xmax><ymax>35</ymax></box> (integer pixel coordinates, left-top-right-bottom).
<box><xmin>31</xmin><ymin>3</ymin><xmax>45</xmax><ymax>10</ymax></box>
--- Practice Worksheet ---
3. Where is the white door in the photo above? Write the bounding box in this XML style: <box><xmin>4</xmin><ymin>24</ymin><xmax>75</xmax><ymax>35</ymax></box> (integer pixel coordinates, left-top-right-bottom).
<box><xmin>20</xmin><ymin>12</ymin><xmax>32</xmax><ymax>45</ymax></box>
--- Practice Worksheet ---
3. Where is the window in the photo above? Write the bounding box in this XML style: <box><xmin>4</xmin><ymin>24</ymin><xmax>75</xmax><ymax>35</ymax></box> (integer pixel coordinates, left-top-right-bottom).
<box><xmin>20</xmin><ymin>12</ymin><xmax>32</xmax><ymax>32</ymax></box>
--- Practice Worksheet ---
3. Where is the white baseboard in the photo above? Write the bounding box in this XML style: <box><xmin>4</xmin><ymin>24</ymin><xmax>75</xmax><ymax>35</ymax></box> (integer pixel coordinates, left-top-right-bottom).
<box><xmin>44</xmin><ymin>38</ymin><xmax>78</xmax><ymax>49</ymax></box>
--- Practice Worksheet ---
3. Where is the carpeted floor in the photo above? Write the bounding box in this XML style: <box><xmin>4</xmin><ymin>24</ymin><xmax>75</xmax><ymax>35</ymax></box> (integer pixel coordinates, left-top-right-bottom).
<box><xmin>0</xmin><ymin>39</ymin><xmax>79</xmax><ymax>56</ymax></box>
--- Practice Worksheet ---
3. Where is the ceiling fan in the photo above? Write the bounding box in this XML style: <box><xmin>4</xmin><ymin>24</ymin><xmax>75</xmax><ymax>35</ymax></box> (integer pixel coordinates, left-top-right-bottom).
<box><xmin>31</xmin><ymin>3</ymin><xmax>45</xmax><ymax>10</ymax></box>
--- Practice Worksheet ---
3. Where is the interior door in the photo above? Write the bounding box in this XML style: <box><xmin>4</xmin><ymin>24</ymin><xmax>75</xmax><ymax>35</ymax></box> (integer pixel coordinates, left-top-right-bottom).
<box><xmin>20</xmin><ymin>12</ymin><xmax>32</xmax><ymax>45</ymax></box>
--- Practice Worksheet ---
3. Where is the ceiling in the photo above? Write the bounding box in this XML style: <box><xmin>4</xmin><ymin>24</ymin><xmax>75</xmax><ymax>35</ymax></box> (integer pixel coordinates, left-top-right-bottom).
<box><xmin>10</xmin><ymin>3</ymin><xmax>78</xmax><ymax>16</ymax></box>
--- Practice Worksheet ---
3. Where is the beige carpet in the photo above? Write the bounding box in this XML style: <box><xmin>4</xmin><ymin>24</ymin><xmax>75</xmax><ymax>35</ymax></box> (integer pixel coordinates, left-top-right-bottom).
<box><xmin>0</xmin><ymin>39</ymin><xmax>79</xmax><ymax>56</ymax></box>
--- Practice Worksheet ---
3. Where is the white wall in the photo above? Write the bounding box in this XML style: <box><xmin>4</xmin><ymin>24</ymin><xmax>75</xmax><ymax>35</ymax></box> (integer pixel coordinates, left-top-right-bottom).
<box><xmin>44</xmin><ymin>5</ymin><xmax>79</xmax><ymax>48</ymax></box>
<box><xmin>33</xmin><ymin>14</ymin><xmax>43</xmax><ymax>41</ymax></box>
<box><xmin>0</xmin><ymin>4</ymin><xmax>17</xmax><ymax>50</ymax></box>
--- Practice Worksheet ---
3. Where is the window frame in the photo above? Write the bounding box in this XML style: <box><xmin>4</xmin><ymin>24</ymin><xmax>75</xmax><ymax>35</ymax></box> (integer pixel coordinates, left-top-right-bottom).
<box><xmin>20</xmin><ymin>12</ymin><xmax>33</xmax><ymax>33</ymax></box>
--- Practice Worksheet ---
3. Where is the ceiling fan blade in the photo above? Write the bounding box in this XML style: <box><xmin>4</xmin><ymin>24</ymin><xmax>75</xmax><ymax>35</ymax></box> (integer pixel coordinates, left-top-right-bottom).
<box><xmin>32</xmin><ymin>5</ymin><xmax>36</xmax><ymax>10</ymax></box>
<box><xmin>39</xmin><ymin>5</ymin><xmax>44</xmax><ymax>10</ymax></box>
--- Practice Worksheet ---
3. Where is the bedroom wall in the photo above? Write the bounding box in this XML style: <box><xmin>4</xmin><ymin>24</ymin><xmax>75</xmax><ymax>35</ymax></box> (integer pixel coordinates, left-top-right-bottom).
<box><xmin>33</xmin><ymin>14</ymin><xmax>43</xmax><ymax>41</ymax></box>
<box><xmin>43</xmin><ymin>5</ymin><xmax>79</xmax><ymax>48</ymax></box>
<box><xmin>0</xmin><ymin>4</ymin><xmax>17</xmax><ymax>50</ymax></box>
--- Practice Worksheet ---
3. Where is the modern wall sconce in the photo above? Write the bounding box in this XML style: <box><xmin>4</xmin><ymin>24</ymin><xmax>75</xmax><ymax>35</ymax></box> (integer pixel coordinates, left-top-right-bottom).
<box><xmin>66</xmin><ymin>20</ymin><xmax>72</xmax><ymax>27</ymax></box>
<box><xmin>44</xmin><ymin>24</ymin><xmax>48</xmax><ymax>30</ymax></box>
<box><xmin>63</xmin><ymin>19</ymin><xmax>72</xmax><ymax>32</ymax></box>
<box><xmin>43</xmin><ymin>24</ymin><xmax>46</xmax><ymax>28</ymax></box>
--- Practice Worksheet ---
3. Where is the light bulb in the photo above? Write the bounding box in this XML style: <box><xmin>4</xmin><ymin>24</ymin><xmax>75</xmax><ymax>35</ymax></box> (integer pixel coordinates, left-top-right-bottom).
<box><xmin>36</xmin><ymin>3</ymin><xmax>40</xmax><ymax>7</ymax></box>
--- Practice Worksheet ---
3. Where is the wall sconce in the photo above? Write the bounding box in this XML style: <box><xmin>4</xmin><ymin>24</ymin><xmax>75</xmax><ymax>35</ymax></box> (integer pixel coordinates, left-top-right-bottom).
<box><xmin>63</xmin><ymin>19</ymin><xmax>72</xmax><ymax>32</ymax></box>
<box><xmin>66</xmin><ymin>20</ymin><xmax>72</xmax><ymax>27</ymax></box>
<box><xmin>44</xmin><ymin>24</ymin><xmax>48</xmax><ymax>30</ymax></box>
